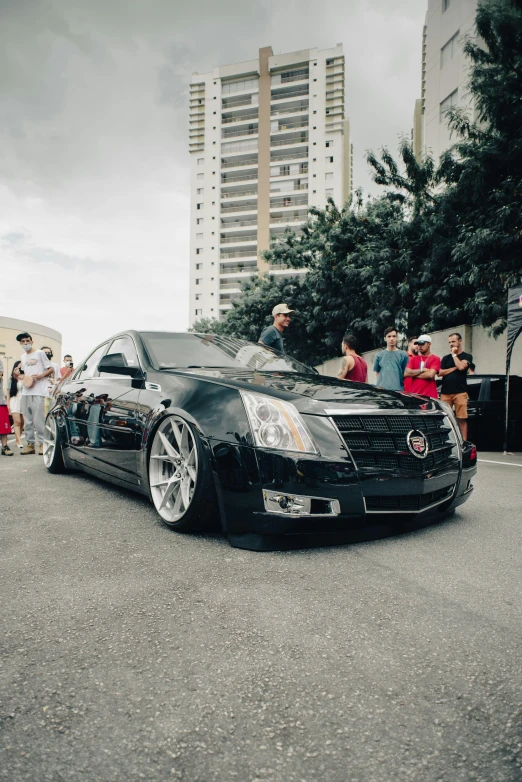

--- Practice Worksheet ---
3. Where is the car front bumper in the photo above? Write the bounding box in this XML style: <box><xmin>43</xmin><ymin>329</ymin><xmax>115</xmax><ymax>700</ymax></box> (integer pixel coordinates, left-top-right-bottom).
<box><xmin>209</xmin><ymin>437</ymin><xmax>477</xmax><ymax>549</ymax></box>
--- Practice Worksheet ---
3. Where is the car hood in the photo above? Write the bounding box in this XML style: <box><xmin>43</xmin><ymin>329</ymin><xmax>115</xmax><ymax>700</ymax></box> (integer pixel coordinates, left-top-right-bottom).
<box><xmin>166</xmin><ymin>368</ymin><xmax>440</xmax><ymax>415</ymax></box>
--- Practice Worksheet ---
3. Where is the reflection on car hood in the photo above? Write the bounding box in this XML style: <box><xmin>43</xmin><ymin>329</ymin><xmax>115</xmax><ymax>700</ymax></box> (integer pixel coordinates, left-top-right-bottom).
<box><xmin>166</xmin><ymin>367</ymin><xmax>439</xmax><ymax>414</ymax></box>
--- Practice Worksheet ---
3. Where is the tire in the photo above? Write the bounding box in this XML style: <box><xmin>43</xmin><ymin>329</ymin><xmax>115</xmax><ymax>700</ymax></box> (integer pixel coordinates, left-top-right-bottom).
<box><xmin>148</xmin><ymin>414</ymin><xmax>218</xmax><ymax>532</ymax></box>
<box><xmin>43</xmin><ymin>414</ymin><xmax>66</xmax><ymax>474</ymax></box>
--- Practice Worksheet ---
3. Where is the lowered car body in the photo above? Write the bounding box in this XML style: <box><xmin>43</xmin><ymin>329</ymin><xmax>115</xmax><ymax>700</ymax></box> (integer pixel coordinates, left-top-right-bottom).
<box><xmin>44</xmin><ymin>331</ymin><xmax>477</xmax><ymax>550</ymax></box>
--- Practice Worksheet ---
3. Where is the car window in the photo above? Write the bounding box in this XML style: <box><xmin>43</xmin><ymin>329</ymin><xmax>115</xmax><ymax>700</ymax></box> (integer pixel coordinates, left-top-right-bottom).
<box><xmin>140</xmin><ymin>332</ymin><xmax>315</xmax><ymax>375</ymax></box>
<box><xmin>75</xmin><ymin>343</ymin><xmax>109</xmax><ymax>381</ymax></box>
<box><xmin>106</xmin><ymin>336</ymin><xmax>140</xmax><ymax>368</ymax></box>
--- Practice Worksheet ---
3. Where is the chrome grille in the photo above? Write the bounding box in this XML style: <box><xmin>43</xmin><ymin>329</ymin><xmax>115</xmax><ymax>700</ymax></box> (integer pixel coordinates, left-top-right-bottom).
<box><xmin>333</xmin><ymin>413</ymin><xmax>456</xmax><ymax>474</ymax></box>
<box><xmin>365</xmin><ymin>486</ymin><xmax>454</xmax><ymax>512</ymax></box>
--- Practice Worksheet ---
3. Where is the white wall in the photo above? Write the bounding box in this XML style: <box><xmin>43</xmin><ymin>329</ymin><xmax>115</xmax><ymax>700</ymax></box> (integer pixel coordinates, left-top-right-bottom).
<box><xmin>423</xmin><ymin>0</ymin><xmax>478</xmax><ymax>162</ymax></box>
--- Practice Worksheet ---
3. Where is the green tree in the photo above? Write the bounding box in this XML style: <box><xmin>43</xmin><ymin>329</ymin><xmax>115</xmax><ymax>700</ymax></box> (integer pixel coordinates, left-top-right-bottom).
<box><xmin>188</xmin><ymin>316</ymin><xmax>226</xmax><ymax>335</ymax></box>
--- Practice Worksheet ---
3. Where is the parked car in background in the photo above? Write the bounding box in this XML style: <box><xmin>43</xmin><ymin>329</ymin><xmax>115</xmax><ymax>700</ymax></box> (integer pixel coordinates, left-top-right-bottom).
<box><xmin>465</xmin><ymin>374</ymin><xmax>522</xmax><ymax>451</ymax></box>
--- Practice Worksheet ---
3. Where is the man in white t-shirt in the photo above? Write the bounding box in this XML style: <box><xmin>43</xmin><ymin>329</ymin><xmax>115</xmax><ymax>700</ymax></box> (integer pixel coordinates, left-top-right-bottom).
<box><xmin>16</xmin><ymin>332</ymin><xmax>53</xmax><ymax>455</ymax></box>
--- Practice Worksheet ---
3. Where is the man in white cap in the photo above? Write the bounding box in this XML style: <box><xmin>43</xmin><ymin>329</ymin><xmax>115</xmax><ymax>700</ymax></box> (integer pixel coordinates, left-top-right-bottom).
<box><xmin>403</xmin><ymin>334</ymin><xmax>441</xmax><ymax>399</ymax></box>
<box><xmin>258</xmin><ymin>303</ymin><xmax>294</xmax><ymax>354</ymax></box>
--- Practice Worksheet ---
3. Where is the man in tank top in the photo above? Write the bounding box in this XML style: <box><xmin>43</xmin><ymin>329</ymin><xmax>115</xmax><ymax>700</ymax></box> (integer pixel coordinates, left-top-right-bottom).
<box><xmin>337</xmin><ymin>333</ymin><xmax>368</xmax><ymax>383</ymax></box>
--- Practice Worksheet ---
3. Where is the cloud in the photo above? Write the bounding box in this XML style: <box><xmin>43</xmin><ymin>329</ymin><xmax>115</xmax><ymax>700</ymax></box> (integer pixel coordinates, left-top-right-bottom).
<box><xmin>0</xmin><ymin>0</ymin><xmax>427</xmax><ymax>361</ymax></box>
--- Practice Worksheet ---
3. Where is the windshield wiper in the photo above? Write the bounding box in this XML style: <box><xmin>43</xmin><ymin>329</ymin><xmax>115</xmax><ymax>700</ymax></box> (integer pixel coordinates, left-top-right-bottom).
<box><xmin>159</xmin><ymin>365</ymin><xmax>226</xmax><ymax>370</ymax></box>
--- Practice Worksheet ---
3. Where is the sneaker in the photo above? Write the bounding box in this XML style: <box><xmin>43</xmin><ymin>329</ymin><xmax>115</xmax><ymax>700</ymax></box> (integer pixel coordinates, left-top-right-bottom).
<box><xmin>38</xmin><ymin>444</ymin><xmax>44</xmax><ymax>456</ymax></box>
<box><xmin>17</xmin><ymin>444</ymin><xmax>24</xmax><ymax>449</ymax></box>
<box><xmin>2</xmin><ymin>446</ymin><xmax>14</xmax><ymax>456</ymax></box>
<box><xmin>20</xmin><ymin>444</ymin><xmax>35</xmax><ymax>455</ymax></box>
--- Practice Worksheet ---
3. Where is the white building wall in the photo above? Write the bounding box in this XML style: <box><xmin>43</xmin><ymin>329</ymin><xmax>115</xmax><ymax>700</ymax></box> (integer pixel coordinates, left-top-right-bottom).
<box><xmin>423</xmin><ymin>0</ymin><xmax>478</xmax><ymax>162</ymax></box>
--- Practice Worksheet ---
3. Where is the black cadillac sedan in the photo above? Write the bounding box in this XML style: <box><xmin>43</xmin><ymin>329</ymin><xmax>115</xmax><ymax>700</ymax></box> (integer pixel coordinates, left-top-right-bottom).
<box><xmin>44</xmin><ymin>331</ymin><xmax>477</xmax><ymax>550</ymax></box>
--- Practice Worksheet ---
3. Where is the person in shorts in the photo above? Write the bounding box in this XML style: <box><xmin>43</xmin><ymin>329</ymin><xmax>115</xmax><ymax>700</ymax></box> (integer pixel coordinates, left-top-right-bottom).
<box><xmin>439</xmin><ymin>332</ymin><xmax>475</xmax><ymax>441</ymax></box>
<box><xmin>7</xmin><ymin>360</ymin><xmax>24</xmax><ymax>448</ymax></box>
<box><xmin>0</xmin><ymin>359</ymin><xmax>14</xmax><ymax>455</ymax></box>
<box><xmin>17</xmin><ymin>332</ymin><xmax>53</xmax><ymax>455</ymax></box>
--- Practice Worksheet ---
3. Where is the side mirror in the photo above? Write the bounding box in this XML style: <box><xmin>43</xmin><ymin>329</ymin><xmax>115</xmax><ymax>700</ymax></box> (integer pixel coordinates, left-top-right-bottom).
<box><xmin>98</xmin><ymin>353</ymin><xmax>143</xmax><ymax>378</ymax></box>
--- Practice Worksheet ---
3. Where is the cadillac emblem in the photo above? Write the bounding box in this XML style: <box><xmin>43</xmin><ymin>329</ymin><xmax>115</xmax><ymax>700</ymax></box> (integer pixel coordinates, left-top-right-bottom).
<box><xmin>407</xmin><ymin>430</ymin><xmax>429</xmax><ymax>459</ymax></box>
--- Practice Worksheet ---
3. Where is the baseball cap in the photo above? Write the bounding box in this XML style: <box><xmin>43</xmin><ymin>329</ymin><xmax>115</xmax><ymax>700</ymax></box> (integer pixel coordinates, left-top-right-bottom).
<box><xmin>272</xmin><ymin>303</ymin><xmax>295</xmax><ymax>316</ymax></box>
<box><xmin>415</xmin><ymin>334</ymin><xmax>432</xmax><ymax>345</ymax></box>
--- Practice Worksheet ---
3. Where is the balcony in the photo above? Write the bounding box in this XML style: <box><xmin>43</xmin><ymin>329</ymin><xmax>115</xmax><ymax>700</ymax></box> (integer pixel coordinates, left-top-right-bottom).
<box><xmin>221</xmin><ymin>188</ymin><xmax>257</xmax><ymax>200</ymax></box>
<box><xmin>271</xmin><ymin>70</ymin><xmax>309</xmax><ymax>85</ymax></box>
<box><xmin>271</xmin><ymin>132</ymin><xmax>308</xmax><ymax>148</ymax></box>
<box><xmin>270</xmin><ymin>210</ymin><xmax>308</xmax><ymax>224</ymax></box>
<box><xmin>220</xmin><ymin>217</ymin><xmax>258</xmax><ymax>229</ymax></box>
<box><xmin>221</xmin><ymin>156</ymin><xmax>258</xmax><ymax>170</ymax></box>
<box><xmin>220</xmin><ymin>249</ymin><xmax>258</xmax><ymax>260</ymax></box>
<box><xmin>220</xmin><ymin>234</ymin><xmax>257</xmax><ymax>244</ymax></box>
<box><xmin>219</xmin><ymin>282</ymin><xmax>242</xmax><ymax>292</ymax></box>
<box><xmin>222</xmin><ymin>112</ymin><xmax>258</xmax><ymax>125</ymax></box>
<box><xmin>267</xmin><ymin>260</ymin><xmax>291</xmax><ymax>270</ymax></box>
<box><xmin>222</xmin><ymin>125</ymin><xmax>258</xmax><ymax>140</ymax></box>
<box><xmin>272</xmin><ymin>119</ymin><xmax>308</xmax><ymax>133</ymax></box>
<box><xmin>220</xmin><ymin>263</ymin><xmax>257</xmax><ymax>275</ymax></box>
<box><xmin>270</xmin><ymin>148</ymin><xmax>309</xmax><ymax>163</ymax></box>
<box><xmin>271</xmin><ymin>100</ymin><xmax>309</xmax><ymax>117</ymax></box>
<box><xmin>270</xmin><ymin>195</ymin><xmax>308</xmax><ymax>210</ymax></box>
<box><xmin>271</xmin><ymin>84</ymin><xmax>309</xmax><ymax>102</ymax></box>
<box><xmin>270</xmin><ymin>182</ymin><xmax>308</xmax><ymax>194</ymax></box>
<box><xmin>220</xmin><ymin>200</ymin><xmax>258</xmax><ymax>214</ymax></box>
<box><xmin>221</xmin><ymin>170</ymin><xmax>258</xmax><ymax>184</ymax></box>
<box><xmin>219</xmin><ymin>293</ymin><xmax>241</xmax><ymax>304</ymax></box>
<box><xmin>222</xmin><ymin>95</ymin><xmax>257</xmax><ymax>110</ymax></box>
<box><xmin>271</xmin><ymin>163</ymin><xmax>308</xmax><ymax>177</ymax></box>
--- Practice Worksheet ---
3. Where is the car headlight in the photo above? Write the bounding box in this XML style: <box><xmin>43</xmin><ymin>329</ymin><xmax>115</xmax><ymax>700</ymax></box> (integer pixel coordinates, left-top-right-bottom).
<box><xmin>241</xmin><ymin>391</ymin><xmax>318</xmax><ymax>454</ymax></box>
<box><xmin>438</xmin><ymin>400</ymin><xmax>463</xmax><ymax>445</ymax></box>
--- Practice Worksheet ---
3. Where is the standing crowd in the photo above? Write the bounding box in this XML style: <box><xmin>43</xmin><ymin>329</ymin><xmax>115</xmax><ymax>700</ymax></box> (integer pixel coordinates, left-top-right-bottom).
<box><xmin>371</xmin><ymin>326</ymin><xmax>474</xmax><ymax>439</ymax></box>
<box><xmin>258</xmin><ymin>305</ymin><xmax>474</xmax><ymax>439</ymax></box>
<box><xmin>0</xmin><ymin>331</ymin><xmax>74</xmax><ymax>457</ymax></box>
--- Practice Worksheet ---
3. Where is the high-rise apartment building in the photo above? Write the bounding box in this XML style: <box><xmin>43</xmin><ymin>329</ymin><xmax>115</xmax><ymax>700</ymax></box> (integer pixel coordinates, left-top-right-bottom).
<box><xmin>188</xmin><ymin>45</ymin><xmax>352</xmax><ymax>324</ymax></box>
<box><xmin>413</xmin><ymin>0</ymin><xmax>478</xmax><ymax>163</ymax></box>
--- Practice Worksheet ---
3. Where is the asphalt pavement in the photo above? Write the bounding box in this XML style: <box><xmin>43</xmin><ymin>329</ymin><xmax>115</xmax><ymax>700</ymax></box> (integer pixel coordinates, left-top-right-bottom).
<box><xmin>1</xmin><ymin>450</ymin><xmax>521</xmax><ymax>782</ymax></box>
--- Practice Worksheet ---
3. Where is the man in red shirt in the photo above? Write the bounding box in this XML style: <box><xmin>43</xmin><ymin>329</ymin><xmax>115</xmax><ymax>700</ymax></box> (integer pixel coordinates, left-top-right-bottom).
<box><xmin>404</xmin><ymin>335</ymin><xmax>440</xmax><ymax>398</ymax></box>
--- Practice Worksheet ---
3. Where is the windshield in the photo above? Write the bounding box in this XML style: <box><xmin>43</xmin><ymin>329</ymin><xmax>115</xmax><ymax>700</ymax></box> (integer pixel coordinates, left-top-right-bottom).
<box><xmin>140</xmin><ymin>332</ymin><xmax>316</xmax><ymax>375</ymax></box>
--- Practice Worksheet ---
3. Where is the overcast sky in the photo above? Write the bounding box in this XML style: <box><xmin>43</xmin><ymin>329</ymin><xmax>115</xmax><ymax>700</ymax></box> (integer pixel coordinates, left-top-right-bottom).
<box><xmin>0</xmin><ymin>0</ymin><xmax>427</xmax><ymax>363</ymax></box>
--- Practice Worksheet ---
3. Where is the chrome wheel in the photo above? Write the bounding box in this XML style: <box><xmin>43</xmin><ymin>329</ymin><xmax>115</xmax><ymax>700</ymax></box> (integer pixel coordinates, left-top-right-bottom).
<box><xmin>43</xmin><ymin>417</ymin><xmax>57</xmax><ymax>468</ymax></box>
<box><xmin>149</xmin><ymin>416</ymin><xmax>198</xmax><ymax>523</ymax></box>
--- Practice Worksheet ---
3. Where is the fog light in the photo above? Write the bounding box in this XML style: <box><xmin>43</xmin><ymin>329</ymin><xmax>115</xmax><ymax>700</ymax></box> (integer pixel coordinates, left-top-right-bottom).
<box><xmin>262</xmin><ymin>490</ymin><xmax>341</xmax><ymax>517</ymax></box>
